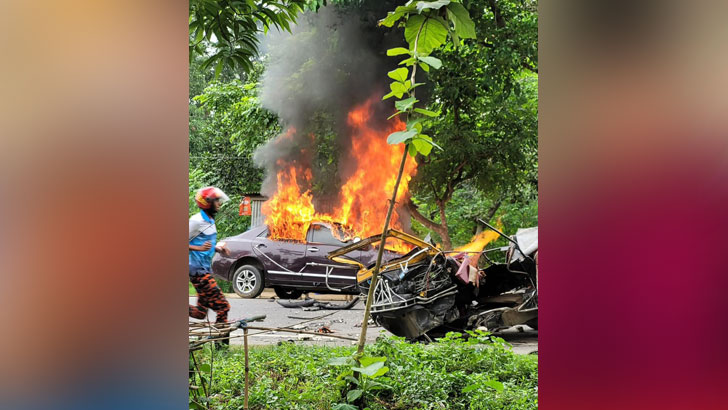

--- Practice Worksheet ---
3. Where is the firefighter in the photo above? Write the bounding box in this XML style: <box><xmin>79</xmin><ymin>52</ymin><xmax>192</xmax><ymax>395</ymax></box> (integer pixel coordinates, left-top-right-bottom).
<box><xmin>189</xmin><ymin>186</ymin><xmax>231</xmax><ymax>325</ymax></box>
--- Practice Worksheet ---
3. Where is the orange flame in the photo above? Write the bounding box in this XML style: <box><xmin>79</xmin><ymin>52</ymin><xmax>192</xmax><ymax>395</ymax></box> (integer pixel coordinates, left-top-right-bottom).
<box><xmin>455</xmin><ymin>230</ymin><xmax>501</xmax><ymax>253</ymax></box>
<box><xmin>261</xmin><ymin>96</ymin><xmax>417</xmax><ymax>252</ymax></box>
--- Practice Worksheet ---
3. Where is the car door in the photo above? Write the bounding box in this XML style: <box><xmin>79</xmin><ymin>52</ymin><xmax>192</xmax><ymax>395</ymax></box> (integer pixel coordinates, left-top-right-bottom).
<box><xmin>304</xmin><ymin>223</ymin><xmax>359</xmax><ymax>291</ymax></box>
<box><xmin>251</xmin><ymin>229</ymin><xmax>308</xmax><ymax>286</ymax></box>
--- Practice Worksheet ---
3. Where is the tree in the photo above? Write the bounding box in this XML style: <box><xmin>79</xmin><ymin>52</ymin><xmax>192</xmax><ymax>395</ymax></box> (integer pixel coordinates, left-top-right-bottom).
<box><xmin>355</xmin><ymin>0</ymin><xmax>477</xmax><ymax>359</ymax></box>
<box><xmin>189</xmin><ymin>62</ymin><xmax>282</xmax><ymax>237</ymax></box>
<box><xmin>404</xmin><ymin>0</ymin><xmax>538</xmax><ymax>250</ymax></box>
<box><xmin>189</xmin><ymin>0</ymin><xmax>308</xmax><ymax>75</ymax></box>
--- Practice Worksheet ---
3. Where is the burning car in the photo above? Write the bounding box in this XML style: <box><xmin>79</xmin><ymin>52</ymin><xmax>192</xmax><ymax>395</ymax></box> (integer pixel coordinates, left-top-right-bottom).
<box><xmin>210</xmin><ymin>221</ymin><xmax>400</xmax><ymax>299</ymax></box>
<box><xmin>328</xmin><ymin>226</ymin><xmax>538</xmax><ymax>340</ymax></box>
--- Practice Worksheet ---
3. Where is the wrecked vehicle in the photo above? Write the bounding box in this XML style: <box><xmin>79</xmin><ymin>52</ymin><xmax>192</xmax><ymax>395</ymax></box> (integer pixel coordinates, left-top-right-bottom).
<box><xmin>328</xmin><ymin>227</ymin><xmax>538</xmax><ymax>340</ymax></box>
<box><xmin>210</xmin><ymin>221</ymin><xmax>400</xmax><ymax>299</ymax></box>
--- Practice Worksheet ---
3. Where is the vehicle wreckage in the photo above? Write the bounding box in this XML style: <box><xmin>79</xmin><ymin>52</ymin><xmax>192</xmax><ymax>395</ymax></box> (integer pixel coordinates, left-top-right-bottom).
<box><xmin>328</xmin><ymin>225</ymin><xmax>538</xmax><ymax>340</ymax></box>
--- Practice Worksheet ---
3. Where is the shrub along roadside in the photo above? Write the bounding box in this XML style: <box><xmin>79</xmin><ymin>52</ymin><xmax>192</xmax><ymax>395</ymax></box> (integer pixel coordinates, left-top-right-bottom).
<box><xmin>196</xmin><ymin>332</ymin><xmax>537</xmax><ymax>410</ymax></box>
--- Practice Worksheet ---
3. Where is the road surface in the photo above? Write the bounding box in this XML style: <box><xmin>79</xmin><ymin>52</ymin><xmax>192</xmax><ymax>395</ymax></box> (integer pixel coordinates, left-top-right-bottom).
<box><xmin>190</xmin><ymin>295</ymin><xmax>538</xmax><ymax>354</ymax></box>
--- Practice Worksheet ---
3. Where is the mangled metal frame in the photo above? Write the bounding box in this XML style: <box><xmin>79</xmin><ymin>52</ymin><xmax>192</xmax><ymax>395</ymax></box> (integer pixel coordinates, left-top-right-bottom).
<box><xmin>328</xmin><ymin>226</ymin><xmax>538</xmax><ymax>340</ymax></box>
<box><xmin>328</xmin><ymin>229</ymin><xmax>437</xmax><ymax>282</ymax></box>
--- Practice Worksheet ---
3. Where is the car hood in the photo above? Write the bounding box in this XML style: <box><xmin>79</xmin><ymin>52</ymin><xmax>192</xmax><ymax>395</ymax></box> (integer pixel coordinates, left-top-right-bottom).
<box><xmin>327</xmin><ymin>229</ymin><xmax>440</xmax><ymax>283</ymax></box>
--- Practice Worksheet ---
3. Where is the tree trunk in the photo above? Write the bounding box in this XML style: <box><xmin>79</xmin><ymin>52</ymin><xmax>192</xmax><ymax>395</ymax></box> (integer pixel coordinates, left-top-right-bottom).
<box><xmin>437</xmin><ymin>201</ymin><xmax>452</xmax><ymax>250</ymax></box>
<box><xmin>406</xmin><ymin>200</ymin><xmax>452</xmax><ymax>250</ymax></box>
<box><xmin>484</xmin><ymin>199</ymin><xmax>502</xmax><ymax>222</ymax></box>
<box><xmin>487</xmin><ymin>0</ymin><xmax>506</xmax><ymax>29</ymax></box>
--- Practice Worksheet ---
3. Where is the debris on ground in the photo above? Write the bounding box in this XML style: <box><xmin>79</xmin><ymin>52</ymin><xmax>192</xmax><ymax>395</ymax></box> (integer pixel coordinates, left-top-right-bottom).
<box><xmin>354</xmin><ymin>318</ymin><xmax>378</xmax><ymax>328</ymax></box>
<box><xmin>315</xmin><ymin>326</ymin><xmax>333</xmax><ymax>334</ymax></box>
<box><xmin>276</xmin><ymin>297</ymin><xmax>360</xmax><ymax>310</ymax></box>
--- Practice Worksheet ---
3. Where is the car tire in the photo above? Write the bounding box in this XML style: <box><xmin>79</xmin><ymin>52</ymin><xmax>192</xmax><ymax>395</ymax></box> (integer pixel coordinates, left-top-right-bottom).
<box><xmin>231</xmin><ymin>265</ymin><xmax>264</xmax><ymax>298</ymax></box>
<box><xmin>273</xmin><ymin>287</ymin><xmax>303</xmax><ymax>300</ymax></box>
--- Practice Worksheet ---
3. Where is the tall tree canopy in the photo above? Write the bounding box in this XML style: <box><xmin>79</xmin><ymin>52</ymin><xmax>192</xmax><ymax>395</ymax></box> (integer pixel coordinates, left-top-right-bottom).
<box><xmin>189</xmin><ymin>0</ymin><xmax>308</xmax><ymax>74</ymax></box>
<box><xmin>405</xmin><ymin>0</ymin><xmax>538</xmax><ymax>249</ymax></box>
<box><xmin>188</xmin><ymin>0</ymin><xmax>539</xmax><ymax>250</ymax></box>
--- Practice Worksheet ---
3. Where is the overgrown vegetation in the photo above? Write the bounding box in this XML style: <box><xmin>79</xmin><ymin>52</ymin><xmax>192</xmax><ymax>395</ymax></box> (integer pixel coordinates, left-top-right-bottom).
<box><xmin>188</xmin><ymin>0</ymin><xmax>538</xmax><ymax>248</ymax></box>
<box><xmin>188</xmin><ymin>0</ymin><xmax>538</xmax><ymax>290</ymax></box>
<box><xmin>195</xmin><ymin>332</ymin><xmax>537</xmax><ymax>409</ymax></box>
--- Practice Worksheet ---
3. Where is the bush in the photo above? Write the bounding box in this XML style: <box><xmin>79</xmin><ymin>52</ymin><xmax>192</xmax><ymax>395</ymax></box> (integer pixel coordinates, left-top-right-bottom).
<box><xmin>195</xmin><ymin>332</ymin><xmax>537</xmax><ymax>409</ymax></box>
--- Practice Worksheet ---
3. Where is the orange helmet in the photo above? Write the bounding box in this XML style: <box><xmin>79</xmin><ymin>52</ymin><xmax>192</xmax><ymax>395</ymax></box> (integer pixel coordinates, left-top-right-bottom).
<box><xmin>194</xmin><ymin>186</ymin><xmax>230</xmax><ymax>210</ymax></box>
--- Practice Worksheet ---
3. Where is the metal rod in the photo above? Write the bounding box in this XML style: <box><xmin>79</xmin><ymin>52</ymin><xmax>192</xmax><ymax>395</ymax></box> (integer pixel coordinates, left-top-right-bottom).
<box><xmin>244</xmin><ymin>327</ymin><xmax>249</xmax><ymax>410</ymax></box>
<box><xmin>477</xmin><ymin>218</ymin><xmax>517</xmax><ymax>246</ymax></box>
<box><xmin>189</xmin><ymin>325</ymin><xmax>358</xmax><ymax>343</ymax></box>
<box><xmin>477</xmin><ymin>218</ymin><xmax>534</xmax><ymax>263</ymax></box>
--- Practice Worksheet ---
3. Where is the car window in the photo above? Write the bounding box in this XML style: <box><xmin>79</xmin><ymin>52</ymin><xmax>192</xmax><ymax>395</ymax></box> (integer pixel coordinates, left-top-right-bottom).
<box><xmin>308</xmin><ymin>224</ymin><xmax>347</xmax><ymax>246</ymax></box>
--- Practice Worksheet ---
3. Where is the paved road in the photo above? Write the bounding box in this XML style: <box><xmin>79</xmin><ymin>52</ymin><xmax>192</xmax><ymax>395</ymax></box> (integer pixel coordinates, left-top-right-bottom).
<box><xmin>190</xmin><ymin>296</ymin><xmax>538</xmax><ymax>354</ymax></box>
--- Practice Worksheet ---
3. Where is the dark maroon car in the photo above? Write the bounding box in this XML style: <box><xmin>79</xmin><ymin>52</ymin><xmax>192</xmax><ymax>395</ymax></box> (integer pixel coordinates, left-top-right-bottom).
<box><xmin>211</xmin><ymin>222</ymin><xmax>386</xmax><ymax>298</ymax></box>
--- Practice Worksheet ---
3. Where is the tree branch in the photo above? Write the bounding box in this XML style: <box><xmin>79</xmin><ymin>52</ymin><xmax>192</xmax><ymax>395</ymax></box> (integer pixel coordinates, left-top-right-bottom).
<box><xmin>522</xmin><ymin>61</ymin><xmax>538</xmax><ymax>73</ymax></box>
<box><xmin>484</xmin><ymin>198</ymin><xmax>502</xmax><ymax>222</ymax></box>
<box><xmin>406</xmin><ymin>199</ymin><xmax>444</xmax><ymax>233</ymax></box>
<box><xmin>442</xmin><ymin>160</ymin><xmax>469</xmax><ymax>203</ymax></box>
<box><xmin>487</xmin><ymin>0</ymin><xmax>506</xmax><ymax>29</ymax></box>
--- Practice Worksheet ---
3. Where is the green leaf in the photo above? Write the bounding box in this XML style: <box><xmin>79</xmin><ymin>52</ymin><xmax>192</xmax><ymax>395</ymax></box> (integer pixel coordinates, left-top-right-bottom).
<box><xmin>345</xmin><ymin>375</ymin><xmax>359</xmax><ymax>385</ymax></box>
<box><xmin>398</xmin><ymin>56</ymin><xmax>417</xmax><ymax>66</ymax></box>
<box><xmin>462</xmin><ymin>383</ymin><xmax>479</xmax><ymax>393</ymax></box>
<box><xmin>420</xmin><ymin>62</ymin><xmax>430</xmax><ymax>72</ymax></box>
<box><xmin>352</xmin><ymin>361</ymin><xmax>388</xmax><ymax>377</ymax></box>
<box><xmin>395</xmin><ymin>97</ymin><xmax>418</xmax><ymax>112</ymax></box>
<box><xmin>379</xmin><ymin>4</ymin><xmax>417</xmax><ymax>27</ymax></box>
<box><xmin>387</xmin><ymin>67</ymin><xmax>409</xmax><ymax>82</ymax></box>
<box><xmin>382</xmin><ymin>91</ymin><xmax>396</xmax><ymax>100</ymax></box>
<box><xmin>194</xmin><ymin>26</ymin><xmax>205</xmax><ymax>44</ymax></box>
<box><xmin>214</xmin><ymin>59</ymin><xmax>223</xmax><ymax>79</ymax></box>
<box><xmin>328</xmin><ymin>356</ymin><xmax>354</xmax><ymax>366</ymax></box>
<box><xmin>446</xmin><ymin>3</ymin><xmax>476</xmax><ymax>39</ymax></box>
<box><xmin>413</xmin><ymin>135</ymin><xmax>433</xmax><ymax>156</ymax></box>
<box><xmin>387</xmin><ymin>130</ymin><xmax>417</xmax><ymax>145</ymax></box>
<box><xmin>416</xmin><ymin>0</ymin><xmax>451</xmax><ymax>13</ymax></box>
<box><xmin>408</xmin><ymin>143</ymin><xmax>418</xmax><ymax>157</ymax></box>
<box><xmin>370</xmin><ymin>366</ymin><xmax>390</xmax><ymax>378</ymax></box>
<box><xmin>387</xmin><ymin>47</ymin><xmax>411</xmax><ymax>56</ymax></box>
<box><xmin>414</xmin><ymin>107</ymin><xmax>439</xmax><ymax>117</ymax></box>
<box><xmin>405</xmin><ymin>14</ymin><xmax>448</xmax><ymax>55</ymax></box>
<box><xmin>359</xmin><ymin>356</ymin><xmax>387</xmax><ymax>367</ymax></box>
<box><xmin>484</xmin><ymin>379</ymin><xmax>504</xmax><ymax>392</ymax></box>
<box><xmin>418</xmin><ymin>55</ymin><xmax>442</xmax><ymax>69</ymax></box>
<box><xmin>199</xmin><ymin>363</ymin><xmax>211</xmax><ymax>373</ymax></box>
<box><xmin>412</xmin><ymin>133</ymin><xmax>442</xmax><ymax>155</ymax></box>
<box><xmin>450</xmin><ymin>26</ymin><xmax>460</xmax><ymax>46</ymax></box>
<box><xmin>346</xmin><ymin>389</ymin><xmax>363</xmax><ymax>402</ymax></box>
<box><xmin>389</xmin><ymin>81</ymin><xmax>407</xmax><ymax>98</ymax></box>
<box><xmin>407</xmin><ymin>117</ymin><xmax>426</xmax><ymax>128</ymax></box>
<box><xmin>332</xmin><ymin>404</ymin><xmax>358</xmax><ymax>410</ymax></box>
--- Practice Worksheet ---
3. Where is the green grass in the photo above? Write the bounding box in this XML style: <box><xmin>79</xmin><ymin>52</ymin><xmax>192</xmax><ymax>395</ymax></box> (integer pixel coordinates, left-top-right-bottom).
<box><xmin>189</xmin><ymin>279</ymin><xmax>233</xmax><ymax>296</ymax></box>
<box><xmin>191</xmin><ymin>332</ymin><xmax>538</xmax><ymax>410</ymax></box>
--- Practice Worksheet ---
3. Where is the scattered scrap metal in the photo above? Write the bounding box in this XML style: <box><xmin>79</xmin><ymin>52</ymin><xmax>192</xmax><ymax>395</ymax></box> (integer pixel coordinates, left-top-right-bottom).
<box><xmin>276</xmin><ymin>296</ymin><xmax>360</xmax><ymax>310</ymax></box>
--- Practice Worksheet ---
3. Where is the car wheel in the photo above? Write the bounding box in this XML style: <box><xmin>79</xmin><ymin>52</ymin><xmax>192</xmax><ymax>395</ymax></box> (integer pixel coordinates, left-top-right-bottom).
<box><xmin>232</xmin><ymin>265</ymin><xmax>264</xmax><ymax>298</ymax></box>
<box><xmin>274</xmin><ymin>287</ymin><xmax>303</xmax><ymax>300</ymax></box>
